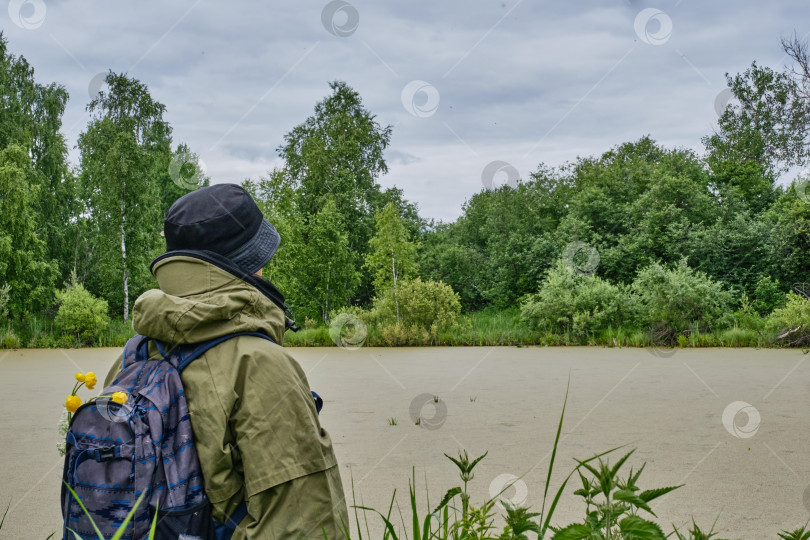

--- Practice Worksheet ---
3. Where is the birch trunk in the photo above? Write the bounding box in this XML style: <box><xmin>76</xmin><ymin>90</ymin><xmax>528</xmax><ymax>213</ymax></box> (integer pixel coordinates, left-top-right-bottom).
<box><xmin>121</xmin><ymin>182</ymin><xmax>129</xmax><ymax>322</ymax></box>
<box><xmin>392</xmin><ymin>253</ymin><xmax>399</xmax><ymax>323</ymax></box>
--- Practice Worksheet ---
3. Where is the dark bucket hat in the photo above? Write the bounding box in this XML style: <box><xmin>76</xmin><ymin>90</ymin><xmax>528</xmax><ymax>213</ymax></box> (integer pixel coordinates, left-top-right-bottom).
<box><xmin>163</xmin><ymin>183</ymin><xmax>280</xmax><ymax>275</ymax></box>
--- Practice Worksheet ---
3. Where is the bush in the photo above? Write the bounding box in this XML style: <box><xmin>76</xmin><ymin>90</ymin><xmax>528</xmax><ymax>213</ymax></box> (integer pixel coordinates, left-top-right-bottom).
<box><xmin>0</xmin><ymin>283</ymin><xmax>9</xmax><ymax>320</ymax></box>
<box><xmin>1</xmin><ymin>329</ymin><xmax>20</xmax><ymax>349</ymax></box>
<box><xmin>751</xmin><ymin>275</ymin><xmax>786</xmax><ymax>315</ymax></box>
<box><xmin>520</xmin><ymin>261</ymin><xmax>634</xmax><ymax>338</ymax></box>
<box><xmin>55</xmin><ymin>280</ymin><xmax>110</xmax><ymax>344</ymax></box>
<box><xmin>371</xmin><ymin>278</ymin><xmax>461</xmax><ymax>338</ymax></box>
<box><xmin>632</xmin><ymin>259</ymin><xmax>733</xmax><ymax>338</ymax></box>
<box><xmin>766</xmin><ymin>292</ymin><xmax>810</xmax><ymax>346</ymax></box>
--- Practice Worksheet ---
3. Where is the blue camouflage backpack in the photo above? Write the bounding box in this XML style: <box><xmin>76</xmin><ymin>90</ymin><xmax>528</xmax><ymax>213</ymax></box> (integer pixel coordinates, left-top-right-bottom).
<box><xmin>60</xmin><ymin>331</ymin><xmax>322</xmax><ymax>540</ymax></box>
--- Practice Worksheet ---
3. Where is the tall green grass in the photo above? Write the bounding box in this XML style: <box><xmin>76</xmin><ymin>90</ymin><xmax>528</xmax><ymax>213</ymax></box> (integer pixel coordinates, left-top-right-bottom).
<box><xmin>0</xmin><ymin>315</ymin><xmax>135</xmax><ymax>349</ymax></box>
<box><xmin>0</xmin><ymin>309</ymin><xmax>781</xmax><ymax>349</ymax></box>
<box><xmin>282</xmin><ymin>309</ymin><xmax>776</xmax><ymax>349</ymax></box>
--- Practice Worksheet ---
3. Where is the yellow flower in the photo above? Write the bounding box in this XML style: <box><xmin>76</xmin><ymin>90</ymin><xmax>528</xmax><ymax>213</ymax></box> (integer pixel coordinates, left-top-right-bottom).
<box><xmin>65</xmin><ymin>395</ymin><xmax>82</xmax><ymax>413</ymax></box>
<box><xmin>111</xmin><ymin>392</ymin><xmax>128</xmax><ymax>405</ymax></box>
<box><xmin>84</xmin><ymin>372</ymin><xmax>97</xmax><ymax>390</ymax></box>
<box><xmin>74</xmin><ymin>373</ymin><xmax>86</xmax><ymax>383</ymax></box>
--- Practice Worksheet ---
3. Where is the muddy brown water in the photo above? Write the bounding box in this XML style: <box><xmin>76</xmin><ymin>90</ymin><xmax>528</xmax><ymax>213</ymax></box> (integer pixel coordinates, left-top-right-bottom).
<box><xmin>1</xmin><ymin>346</ymin><xmax>808</xmax><ymax>538</ymax></box>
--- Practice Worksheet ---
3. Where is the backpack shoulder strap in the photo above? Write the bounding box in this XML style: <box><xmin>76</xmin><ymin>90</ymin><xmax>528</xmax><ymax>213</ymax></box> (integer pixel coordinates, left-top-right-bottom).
<box><xmin>174</xmin><ymin>331</ymin><xmax>276</xmax><ymax>372</ymax></box>
<box><xmin>121</xmin><ymin>334</ymin><xmax>150</xmax><ymax>370</ymax></box>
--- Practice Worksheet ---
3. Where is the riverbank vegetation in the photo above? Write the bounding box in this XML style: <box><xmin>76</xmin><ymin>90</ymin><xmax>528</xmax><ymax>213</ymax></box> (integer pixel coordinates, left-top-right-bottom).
<box><xmin>2</xmin><ymin>32</ymin><xmax>810</xmax><ymax>349</ymax></box>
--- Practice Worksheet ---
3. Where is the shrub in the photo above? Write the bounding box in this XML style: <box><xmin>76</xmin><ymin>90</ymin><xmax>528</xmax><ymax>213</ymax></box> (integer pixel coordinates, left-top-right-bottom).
<box><xmin>751</xmin><ymin>275</ymin><xmax>786</xmax><ymax>315</ymax></box>
<box><xmin>766</xmin><ymin>292</ymin><xmax>810</xmax><ymax>346</ymax></box>
<box><xmin>520</xmin><ymin>261</ymin><xmax>634</xmax><ymax>338</ymax></box>
<box><xmin>0</xmin><ymin>283</ymin><xmax>9</xmax><ymax>320</ymax></box>
<box><xmin>379</xmin><ymin>321</ymin><xmax>431</xmax><ymax>346</ymax></box>
<box><xmin>372</xmin><ymin>278</ymin><xmax>461</xmax><ymax>331</ymax></box>
<box><xmin>1</xmin><ymin>329</ymin><xmax>20</xmax><ymax>349</ymax></box>
<box><xmin>632</xmin><ymin>259</ymin><xmax>733</xmax><ymax>338</ymax></box>
<box><xmin>55</xmin><ymin>280</ymin><xmax>110</xmax><ymax>344</ymax></box>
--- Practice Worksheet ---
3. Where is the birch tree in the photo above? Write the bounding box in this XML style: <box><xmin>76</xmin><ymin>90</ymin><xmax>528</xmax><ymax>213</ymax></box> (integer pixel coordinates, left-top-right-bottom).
<box><xmin>300</xmin><ymin>198</ymin><xmax>359</xmax><ymax>322</ymax></box>
<box><xmin>365</xmin><ymin>203</ymin><xmax>418</xmax><ymax>321</ymax></box>
<box><xmin>78</xmin><ymin>73</ymin><xmax>170</xmax><ymax>321</ymax></box>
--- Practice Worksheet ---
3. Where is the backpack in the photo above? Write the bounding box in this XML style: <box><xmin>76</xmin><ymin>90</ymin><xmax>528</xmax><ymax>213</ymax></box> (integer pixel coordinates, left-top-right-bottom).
<box><xmin>60</xmin><ymin>331</ymin><xmax>321</xmax><ymax>540</ymax></box>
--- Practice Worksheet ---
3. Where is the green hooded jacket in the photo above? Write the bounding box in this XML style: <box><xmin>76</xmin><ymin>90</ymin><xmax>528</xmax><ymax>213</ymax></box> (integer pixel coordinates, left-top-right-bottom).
<box><xmin>103</xmin><ymin>255</ymin><xmax>348</xmax><ymax>539</ymax></box>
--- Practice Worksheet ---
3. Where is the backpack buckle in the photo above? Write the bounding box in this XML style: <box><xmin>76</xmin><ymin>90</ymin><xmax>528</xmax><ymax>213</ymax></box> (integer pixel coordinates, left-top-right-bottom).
<box><xmin>96</xmin><ymin>447</ymin><xmax>117</xmax><ymax>462</ymax></box>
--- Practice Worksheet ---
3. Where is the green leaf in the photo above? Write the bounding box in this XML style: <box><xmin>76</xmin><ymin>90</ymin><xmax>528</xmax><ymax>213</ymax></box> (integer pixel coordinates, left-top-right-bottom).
<box><xmin>148</xmin><ymin>500</ymin><xmax>159</xmax><ymax>539</ymax></box>
<box><xmin>618</xmin><ymin>515</ymin><xmax>666</xmax><ymax>539</ymax></box>
<box><xmin>638</xmin><ymin>485</ymin><xmax>683</xmax><ymax>503</ymax></box>
<box><xmin>609</xmin><ymin>449</ymin><xmax>636</xmax><ymax>479</ymax></box>
<box><xmin>354</xmin><ymin>506</ymin><xmax>400</xmax><ymax>540</ymax></box>
<box><xmin>539</xmin><ymin>378</ymin><xmax>571</xmax><ymax>532</ymax></box>
<box><xmin>613</xmin><ymin>489</ymin><xmax>654</xmax><ymax>516</ymax></box>
<box><xmin>432</xmin><ymin>487</ymin><xmax>462</xmax><ymax>515</ymax></box>
<box><xmin>468</xmin><ymin>450</ymin><xmax>489</xmax><ymax>472</ymax></box>
<box><xmin>0</xmin><ymin>501</ymin><xmax>9</xmax><ymax>531</ymax></box>
<box><xmin>551</xmin><ymin>523</ymin><xmax>596</xmax><ymax>540</ymax></box>
<box><xmin>629</xmin><ymin>462</ymin><xmax>646</xmax><ymax>486</ymax></box>
<box><xmin>63</xmin><ymin>482</ymin><xmax>106</xmax><ymax>540</ymax></box>
<box><xmin>109</xmin><ymin>492</ymin><xmax>147</xmax><ymax>540</ymax></box>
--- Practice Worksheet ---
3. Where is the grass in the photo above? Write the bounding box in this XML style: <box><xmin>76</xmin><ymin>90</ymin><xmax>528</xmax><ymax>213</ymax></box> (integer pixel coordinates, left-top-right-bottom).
<box><xmin>0</xmin><ymin>308</ymin><xmax>785</xmax><ymax>350</ymax></box>
<box><xmin>282</xmin><ymin>308</ymin><xmax>779</xmax><ymax>349</ymax></box>
<box><xmin>0</xmin><ymin>315</ymin><xmax>135</xmax><ymax>349</ymax></box>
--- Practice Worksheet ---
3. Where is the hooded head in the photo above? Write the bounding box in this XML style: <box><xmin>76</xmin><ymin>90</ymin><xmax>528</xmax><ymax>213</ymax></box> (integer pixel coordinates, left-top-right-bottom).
<box><xmin>163</xmin><ymin>183</ymin><xmax>280</xmax><ymax>275</ymax></box>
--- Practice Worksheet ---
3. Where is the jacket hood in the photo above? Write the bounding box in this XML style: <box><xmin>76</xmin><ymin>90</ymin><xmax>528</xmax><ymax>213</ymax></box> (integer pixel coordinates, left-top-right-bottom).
<box><xmin>132</xmin><ymin>252</ymin><xmax>288</xmax><ymax>345</ymax></box>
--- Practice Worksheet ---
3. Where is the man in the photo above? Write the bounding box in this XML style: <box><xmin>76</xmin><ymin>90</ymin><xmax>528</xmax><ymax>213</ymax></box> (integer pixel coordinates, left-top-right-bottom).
<box><xmin>103</xmin><ymin>183</ymin><xmax>348</xmax><ymax>538</ymax></box>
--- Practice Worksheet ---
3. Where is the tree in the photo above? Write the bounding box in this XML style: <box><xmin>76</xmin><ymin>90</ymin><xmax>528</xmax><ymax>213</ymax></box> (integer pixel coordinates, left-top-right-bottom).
<box><xmin>705</xmin><ymin>61</ymin><xmax>810</xmax><ymax>178</ymax></box>
<box><xmin>781</xmin><ymin>32</ymin><xmax>810</xmax><ymax>103</ymax></box>
<box><xmin>365</xmin><ymin>203</ymin><xmax>419</xmax><ymax>321</ymax></box>
<box><xmin>0</xmin><ymin>34</ymin><xmax>75</xmax><ymax>282</ymax></box>
<box><xmin>243</xmin><ymin>170</ymin><xmax>305</xmax><ymax>308</ymax></box>
<box><xmin>0</xmin><ymin>144</ymin><xmax>58</xmax><ymax>317</ymax></box>
<box><xmin>78</xmin><ymin>73</ymin><xmax>172</xmax><ymax>321</ymax></box>
<box><xmin>278</xmin><ymin>81</ymin><xmax>393</xmax><ymax>303</ymax></box>
<box><xmin>291</xmin><ymin>198</ymin><xmax>359</xmax><ymax>323</ymax></box>
<box><xmin>161</xmin><ymin>143</ymin><xmax>209</xmax><ymax>214</ymax></box>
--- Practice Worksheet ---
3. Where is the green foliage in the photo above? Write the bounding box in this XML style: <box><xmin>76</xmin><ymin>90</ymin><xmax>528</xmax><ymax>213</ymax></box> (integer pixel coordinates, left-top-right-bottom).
<box><xmin>554</xmin><ymin>449</ymin><xmax>680</xmax><ymax>539</ymax></box>
<box><xmin>1</xmin><ymin>329</ymin><xmax>20</xmax><ymax>349</ymax></box>
<box><xmin>77</xmin><ymin>72</ymin><xmax>171</xmax><ymax>321</ymax></box>
<box><xmin>751</xmin><ymin>275</ymin><xmax>786</xmax><ymax>314</ymax></box>
<box><xmin>372</xmin><ymin>277</ymin><xmax>461</xmax><ymax>333</ymax></box>
<box><xmin>632</xmin><ymin>260</ymin><xmax>733</xmax><ymax>338</ymax></box>
<box><xmin>290</xmin><ymin>197</ymin><xmax>360</xmax><ymax>322</ymax></box>
<box><xmin>521</xmin><ymin>262</ymin><xmax>635</xmax><ymax>337</ymax></box>
<box><xmin>162</xmin><ymin>142</ymin><xmax>209</xmax><ymax>211</ymax></box>
<box><xmin>63</xmin><ymin>483</ymin><xmax>157</xmax><ymax>540</ymax></box>
<box><xmin>365</xmin><ymin>203</ymin><xmax>419</xmax><ymax>295</ymax></box>
<box><xmin>778</xmin><ymin>522</ymin><xmax>810</xmax><ymax>540</ymax></box>
<box><xmin>672</xmin><ymin>518</ymin><xmax>728</xmax><ymax>540</ymax></box>
<box><xmin>55</xmin><ymin>276</ymin><xmax>111</xmax><ymax>344</ymax></box>
<box><xmin>0</xmin><ymin>282</ymin><xmax>9</xmax><ymax>320</ymax></box>
<box><xmin>704</xmin><ymin>61</ymin><xmax>810</xmax><ymax>177</ymax></box>
<box><xmin>0</xmin><ymin>144</ymin><xmax>59</xmax><ymax>317</ymax></box>
<box><xmin>277</xmin><ymin>81</ymin><xmax>401</xmax><ymax>304</ymax></box>
<box><xmin>767</xmin><ymin>292</ymin><xmax>810</xmax><ymax>346</ymax></box>
<box><xmin>0</xmin><ymin>34</ymin><xmax>75</xmax><ymax>283</ymax></box>
<box><xmin>2</xmin><ymin>35</ymin><xmax>810</xmax><ymax>350</ymax></box>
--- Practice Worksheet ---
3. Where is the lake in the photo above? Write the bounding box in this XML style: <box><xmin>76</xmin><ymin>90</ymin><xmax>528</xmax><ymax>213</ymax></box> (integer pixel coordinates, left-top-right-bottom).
<box><xmin>1</xmin><ymin>346</ymin><xmax>807</xmax><ymax>538</ymax></box>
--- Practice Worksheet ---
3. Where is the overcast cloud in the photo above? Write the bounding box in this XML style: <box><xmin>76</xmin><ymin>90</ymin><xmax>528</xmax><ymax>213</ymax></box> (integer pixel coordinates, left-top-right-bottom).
<box><xmin>3</xmin><ymin>0</ymin><xmax>808</xmax><ymax>221</ymax></box>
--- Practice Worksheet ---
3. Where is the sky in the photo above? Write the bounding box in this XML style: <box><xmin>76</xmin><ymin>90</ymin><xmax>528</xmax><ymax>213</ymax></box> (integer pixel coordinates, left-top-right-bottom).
<box><xmin>2</xmin><ymin>0</ymin><xmax>809</xmax><ymax>221</ymax></box>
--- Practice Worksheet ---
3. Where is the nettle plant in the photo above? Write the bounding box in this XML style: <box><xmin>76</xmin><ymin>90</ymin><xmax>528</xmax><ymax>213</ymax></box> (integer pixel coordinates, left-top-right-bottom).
<box><xmin>343</xmin><ymin>385</ymin><xmax>810</xmax><ymax>540</ymax></box>
<box><xmin>553</xmin><ymin>449</ymin><xmax>680</xmax><ymax>539</ymax></box>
